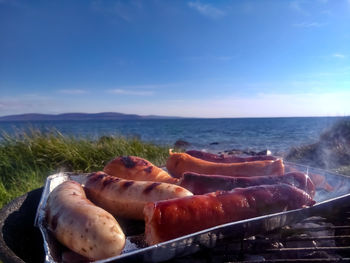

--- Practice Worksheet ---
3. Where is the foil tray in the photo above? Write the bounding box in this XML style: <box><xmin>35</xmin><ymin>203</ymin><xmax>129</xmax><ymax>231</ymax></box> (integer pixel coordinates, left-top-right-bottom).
<box><xmin>34</xmin><ymin>163</ymin><xmax>350</xmax><ymax>263</ymax></box>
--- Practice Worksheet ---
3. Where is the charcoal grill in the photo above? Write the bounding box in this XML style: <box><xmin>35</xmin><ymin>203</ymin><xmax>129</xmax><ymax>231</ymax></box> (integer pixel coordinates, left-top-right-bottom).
<box><xmin>1</xmin><ymin>162</ymin><xmax>350</xmax><ymax>262</ymax></box>
<box><xmin>169</xmin><ymin>207</ymin><xmax>350</xmax><ymax>263</ymax></box>
<box><xmin>1</xmin><ymin>190</ymin><xmax>350</xmax><ymax>262</ymax></box>
<box><xmin>1</xmin><ymin>190</ymin><xmax>350</xmax><ymax>263</ymax></box>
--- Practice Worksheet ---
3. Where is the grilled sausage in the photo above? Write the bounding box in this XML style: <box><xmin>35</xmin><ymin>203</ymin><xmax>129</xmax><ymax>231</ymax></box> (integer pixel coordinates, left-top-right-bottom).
<box><xmin>45</xmin><ymin>180</ymin><xmax>125</xmax><ymax>260</ymax></box>
<box><xmin>166</xmin><ymin>150</ymin><xmax>284</xmax><ymax>178</ymax></box>
<box><xmin>104</xmin><ymin>156</ymin><xmax>178</xmax><ymax>184</ymax></box>
<box><xmin>84</xmin><ymin>172</ymin><xmax>193</xmax><ymax>220</ymax></box>
<box><xmin>186</xmin><ymin>150</ymin><xmax>277</xmax><ymax>163</ymax></box>
<box><xmin>285</xmin><ymin>164</ymin><xmax>334</xmax><ymax>192</ymax></box>
<box><xmin>144</xmin><ymin>184</ymin><xmax>315</xmax><ymax>245</ymax></box>
<box><xmin>179</xmin><ymin>171</ymin><xmax>315</xmax><ymax>197</ymax></box>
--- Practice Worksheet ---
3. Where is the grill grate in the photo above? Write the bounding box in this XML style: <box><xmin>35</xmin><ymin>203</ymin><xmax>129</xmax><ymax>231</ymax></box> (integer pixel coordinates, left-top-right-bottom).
<box><xmin>170</xmin><ymin>206</ymin><xmax>350</xmax><ymax>263</ymax></box>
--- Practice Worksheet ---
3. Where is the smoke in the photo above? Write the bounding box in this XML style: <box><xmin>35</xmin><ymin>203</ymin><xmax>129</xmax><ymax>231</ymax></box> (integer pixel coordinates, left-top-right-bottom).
<box><xmin>286</xmin><ymin>118</ymin><xmax>350</xmax><ymax>175</ymax></box>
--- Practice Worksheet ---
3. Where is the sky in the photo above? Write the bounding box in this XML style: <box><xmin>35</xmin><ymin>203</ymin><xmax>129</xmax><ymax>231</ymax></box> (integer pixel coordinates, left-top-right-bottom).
<box><xmin>0</xmin><ymin>0</ymin><xmax>350</xmax><ymax>118</ymax></box>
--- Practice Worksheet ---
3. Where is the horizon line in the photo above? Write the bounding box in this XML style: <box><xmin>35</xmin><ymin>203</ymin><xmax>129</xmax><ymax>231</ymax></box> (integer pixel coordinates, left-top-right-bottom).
<box><xmin>0</xmin><ymin>112</ymin><xmax>349</xmax><ymax>119</ymax></box>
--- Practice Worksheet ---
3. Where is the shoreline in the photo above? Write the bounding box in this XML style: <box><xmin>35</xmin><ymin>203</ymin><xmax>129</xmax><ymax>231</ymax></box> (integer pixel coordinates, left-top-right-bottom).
<box><xmin>0</xmin><ymin>118</ymin><xmax>349</xmax><ymax>207</ymax></box>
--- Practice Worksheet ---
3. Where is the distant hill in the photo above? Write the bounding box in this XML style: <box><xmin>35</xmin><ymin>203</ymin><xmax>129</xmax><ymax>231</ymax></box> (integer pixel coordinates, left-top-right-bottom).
<box><xmin>0</xmin><ymin>112</ymin><xmax>183</xmax><ymax>121</ymax></box>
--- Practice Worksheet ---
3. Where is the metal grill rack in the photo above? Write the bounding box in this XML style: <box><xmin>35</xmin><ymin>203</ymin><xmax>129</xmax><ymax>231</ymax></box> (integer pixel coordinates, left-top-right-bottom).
<box><xmin>170</xmin><ymin>206</ymin><xmax>350</xmax><ymax>263</ymax></box>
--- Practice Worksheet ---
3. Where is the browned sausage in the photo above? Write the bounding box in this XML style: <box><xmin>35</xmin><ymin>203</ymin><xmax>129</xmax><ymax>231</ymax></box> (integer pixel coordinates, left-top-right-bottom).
<box><xmin>104</xmin><ymin>156</ymin><xmax>178</xmax><ymax>184</ymax></box>
<box><xmin>186</xmin><ymin>150</ymin><xmax>277</xmax><ymax>163</ymax></box>
<box><xmin>144</xmin><ymin>184</ymin><xmax>315</xmax><ymax>245</ymax></box>
<box><xmin>179</xmin><ymin>171</ymin><xmax>315</xmax><ymax>197</ymax></box>
<box><xmin>166</xmin><ymin>150</ymin><xmax>284</xmax><ymax>178</ymax></box>
<box><xmin>285</xmin><ymin>164</ymin><xmax>334</xmax><ymax>192</ymax></box>
<box><xmin>84</xmin><ymin>172</ymin><xmax>193</xmax><ymax>220</ymax></box>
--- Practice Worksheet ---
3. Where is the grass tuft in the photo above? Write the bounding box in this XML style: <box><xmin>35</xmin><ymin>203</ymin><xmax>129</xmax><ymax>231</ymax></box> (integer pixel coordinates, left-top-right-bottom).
<box><xmin>0</xmin><ymin>129</ymin><xmax>169</xmax><ymax>207</ymax></box>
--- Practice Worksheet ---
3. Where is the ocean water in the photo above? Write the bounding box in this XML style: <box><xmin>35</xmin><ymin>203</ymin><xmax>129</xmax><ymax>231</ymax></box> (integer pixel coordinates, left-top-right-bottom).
<box><xmin>0</xmin><ymin>117</ymin><xmax>346</xmax><ymax>155</ymax></box>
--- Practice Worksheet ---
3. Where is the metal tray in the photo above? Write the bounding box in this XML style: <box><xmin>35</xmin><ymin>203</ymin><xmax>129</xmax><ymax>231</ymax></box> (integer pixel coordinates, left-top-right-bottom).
<box><xmin>35</xmin><ymin>163</ymin><xmax>350</xmax><ymax>263</ymax></box>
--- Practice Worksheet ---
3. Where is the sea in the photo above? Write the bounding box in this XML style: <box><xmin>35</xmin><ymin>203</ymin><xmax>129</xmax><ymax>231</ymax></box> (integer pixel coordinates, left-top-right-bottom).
<box><xmin>0</xmin><ymin>117</ymin><xmax>347</xmax><ymax>156</ymax></box>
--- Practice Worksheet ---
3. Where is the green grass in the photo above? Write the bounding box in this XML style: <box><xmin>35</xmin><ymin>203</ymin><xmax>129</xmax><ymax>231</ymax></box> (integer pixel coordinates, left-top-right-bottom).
<box><xmin>2</xmin><ymin>119</ymin><xmax>350</xmax><ymax>208</ymax></box>
<box><xmin>0</xmin><ymin>129</ymin><xmax>170</xmax><ymax>208</ymax></box>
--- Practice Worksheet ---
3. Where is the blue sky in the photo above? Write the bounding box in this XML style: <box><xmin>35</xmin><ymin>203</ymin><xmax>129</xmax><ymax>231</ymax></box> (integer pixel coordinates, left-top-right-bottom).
<box><xmin>0</xmin><ymin>0</ymin><xmax>349</xmax><ymax>117</ymax></box>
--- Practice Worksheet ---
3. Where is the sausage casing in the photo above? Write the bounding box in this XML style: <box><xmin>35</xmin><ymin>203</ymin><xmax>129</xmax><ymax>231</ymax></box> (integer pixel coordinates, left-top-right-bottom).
<box><xmin>144</xmin><ymin>184</ymin><xmax>315</xmax><ymax>245</ymax></box>
<box><xmin>104</xmin><ymin>156</ymin><xmax>178</xmax><ymax>184</ymax></box>
<box><xmin>186</xmin><ymin>150</ymin><xmax>277</xmax><ymax>163</ymax></box>
<box><xmin>85</xmin><ymin>172</ymin><xmax>193</xmax><ymax>220</ymax></box>
<box><xmin>45</xmin><ymin>180</ymin><xmax>125</xmax><ymax>260</ymax></box>
<box><xmin>179</xmin><ymin>171</ymin><xmax>315</xmax><ymax>197</ymax></box>
<box><xmin>166</xmin><ymin>151</ymin><xmax>284</xmax><ymax>178</ymax></box>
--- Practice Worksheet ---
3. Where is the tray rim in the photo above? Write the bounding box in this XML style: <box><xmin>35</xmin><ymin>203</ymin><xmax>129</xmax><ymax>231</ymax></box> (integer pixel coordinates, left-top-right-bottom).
<box><xmin>35</xmin><ymin>162</ymin><xmax>350</xmax><ymax>263</ymax></box>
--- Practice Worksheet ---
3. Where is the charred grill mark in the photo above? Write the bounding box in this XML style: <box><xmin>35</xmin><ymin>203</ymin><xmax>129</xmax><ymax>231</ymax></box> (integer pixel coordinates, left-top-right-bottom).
<box><xmin>122</xmin><ymin>181</ymin><xmax>134</xmax><ymax>188</ymax></box>
<box><xmin>143</xmin><ymin>182</ymin><xmax>161</xmax><ymax>194</ymax></box>
<box><xmin>121</xmin><ymin>156</ymin><xmax>136</xmax><ymax>168</ymax></box>
<box><xmin>137</xmin><ymin>159</ymin><xmax>149</xmax><ymax>166</ymax></box>
<box><xmin>144</xmin><ymin>166</ymin><xmax>153</xmax><ymax>173</ymax></box>
<box><xmin>88</xmin><ymin>172</ymin><xmax>106</xmax><ymax>182</ymax></box>
<box><xmin>102</xmin><ymin>177</ymin><xmax>120</xmax><ymax>188</ymax></box>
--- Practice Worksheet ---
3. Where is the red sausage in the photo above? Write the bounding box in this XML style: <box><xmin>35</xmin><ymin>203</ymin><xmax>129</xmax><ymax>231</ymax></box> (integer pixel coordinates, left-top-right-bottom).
<box><xmin>166</xmin><ymin>151</ymin><xmax>284</xmax><ymax>178</ymax></box>
<box><xmin>186</xmin><ymin>150</ymin><xmax>277</xmax><ymax>163</ymax></box>
<box><xmin>179</xmin><ymin>171</ymin><xmax>315</xmax><ymax>197</ymax></box>
<box><xmin>144</xmin><ymin>184</ymin><xmax>315</xmax><ymax>245</ymax></box>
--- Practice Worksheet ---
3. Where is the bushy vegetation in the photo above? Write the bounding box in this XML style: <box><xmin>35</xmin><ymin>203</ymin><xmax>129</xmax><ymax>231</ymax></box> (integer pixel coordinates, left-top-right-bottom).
<box><xmin>2</xmin><ymin>119</ymin><xmax>349</xmax><ymax>208</ymax></box>
<box><xmin>0</xmin><ymin>129</ymin><xmax>170</xmax><ymax>207</ymax></box>
<box><xmin>286</xmin><ymin>119</ymin><xmax>350</xmax><ymax>175</ymax></box>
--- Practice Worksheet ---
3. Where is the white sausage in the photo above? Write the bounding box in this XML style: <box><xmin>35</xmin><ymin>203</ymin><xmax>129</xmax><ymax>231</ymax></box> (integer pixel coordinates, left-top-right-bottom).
<box><xmin>45</xmin><ymin>180</ymin><xmax>125</xmax><ymax>260</ymax></box>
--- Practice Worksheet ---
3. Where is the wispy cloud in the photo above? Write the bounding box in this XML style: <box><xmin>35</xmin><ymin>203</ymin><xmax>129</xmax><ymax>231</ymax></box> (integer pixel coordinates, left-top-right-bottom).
<box><xmin>108</xmin><ymin>89</ymin><xmax>154</xmax><ymax>96</ymax></box>
<box><xmin>90</xmin><ymin>0</ymin><xmax>138</xmax><ymax>22</ymax></box>
<box><xmin>58</xmin><ymin>89</ymin><xmax>88</xmax><ymax>95</ymax></box>
<box><xmin>293</xmin><ymin>22</ymin><xmax>325</xmax><ymax>28</ymax></box>
<box><xmin>215</xmin><ymin>56</ymin><xmax>234</xmax><ymax>61</ymax></box>
<box><xmin>292</xmin><ymin>66</ymin><xmax>350</xmax><ymax>83</ymax></box>
<box><xmin>188</xmin><ymin>1</ymin><xmax>225</xmax><ymax>19</ymax></box>
<box><xmin>1</xmin><ymin>89</ymin><xmax>349</xmax><ymax>118</ymax></box>
<box><xmin>332</xmin><ymin>53</ymin><xmax>346</xmax><ymax>59</ymax></box>
<box><xmin>107</xmin><ymin>90</ymin><xmax>350</xmax><ymax>118</ymax></box>
<box><xmin>290</xmin><ymin>1</ymin><xmax>309</xmax><ymax>15</ymax></box>
<box><xmin>0</xmin><ymin>95</ymin><xmax>56</xmax><ymax>116</ymax></box>
<box><xmin>107</xmin><ymin>83</ymin><xmax>175</xmax><ymax>96</ymax></box>
<box><xmin>183</xmin><ymin>55</ymin><xmax>236</xmax><ymax>62</ymax></box>
<box><xmin>320</xmin><ymin>10</ymin><xmax>332</xmax><ymax>16</ymax></box>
